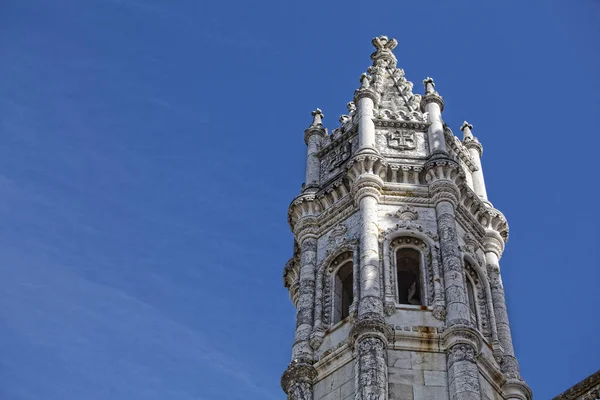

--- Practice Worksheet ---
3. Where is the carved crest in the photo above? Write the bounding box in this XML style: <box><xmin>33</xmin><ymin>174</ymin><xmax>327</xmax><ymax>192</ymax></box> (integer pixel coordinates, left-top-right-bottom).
<box><xmin>326</xmin><ymin>141</ymin><xmax>352</xmax><ymax>171</ymax></box>
<box><xmin>392</xmin><ymin>205</ymin><xmax>419</xmax><ymax>221</ymax></box>
<box><xmin>328</xmin><ymin>224</ymin><xmax>348</xmax><ymax>252</ymax></box>
<box><xmin>387</xmin><ymin>130</ymin><xmax>416</xmax><ymax>150</ymax></box>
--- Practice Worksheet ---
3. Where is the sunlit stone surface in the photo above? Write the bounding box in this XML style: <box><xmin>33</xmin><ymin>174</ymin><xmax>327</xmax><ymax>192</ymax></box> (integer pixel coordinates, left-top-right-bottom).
<box><xmin>281</xmin><ymin>36</ymin><xmax>531</xmax><ymax>400</ymax></box>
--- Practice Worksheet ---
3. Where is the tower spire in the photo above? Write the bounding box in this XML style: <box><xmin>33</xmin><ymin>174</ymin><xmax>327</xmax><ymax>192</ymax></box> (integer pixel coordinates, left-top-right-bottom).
<box><xmin>282</xmin><ymin>36</ymin><xmax>531</xmax><ymax>400</ymax></box>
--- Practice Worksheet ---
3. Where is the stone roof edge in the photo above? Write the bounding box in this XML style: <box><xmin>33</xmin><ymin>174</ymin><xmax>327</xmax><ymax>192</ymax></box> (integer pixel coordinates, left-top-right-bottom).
<box><xmin>553</xmin><ymin>369</ymin><xmax>600</xmax><ymax>400</ymax></box>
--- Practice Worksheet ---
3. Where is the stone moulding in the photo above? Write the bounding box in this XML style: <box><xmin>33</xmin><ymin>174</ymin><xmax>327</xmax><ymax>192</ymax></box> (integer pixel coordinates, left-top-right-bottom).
<box><xmin>444</xmin><ymin>125</ymin><xmax>479</xmax><ymax>173</ymax></box>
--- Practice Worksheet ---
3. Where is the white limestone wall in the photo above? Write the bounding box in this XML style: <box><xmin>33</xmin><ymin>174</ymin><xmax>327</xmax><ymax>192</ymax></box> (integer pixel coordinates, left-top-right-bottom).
<box><xmin>388</xmin><ymin>349</ymin><xmax>450</xmax><ymax>400</ymax></box>
<box><xmin>479</xmin><ymin>373</ymin><xmax>503</xmax><ymax>400</ymax></box>
<box><xmin>316</xmin><ymin>212</ymin><xmax>361</xmax><ymax>264</ymax></box>
<box><xmin>314</xmin><ymin>320</ymin><xmax>352</xmax><ymax>359</ymax></box>
<box><xmin>387</xmin><ymin>308</ymin><xmax>444</xmax><ymax>329</ymax></box>
<box><xmin>313</xmin><ymin>361</ymin><xmax>354</xmax><ymax>400</ymax></box>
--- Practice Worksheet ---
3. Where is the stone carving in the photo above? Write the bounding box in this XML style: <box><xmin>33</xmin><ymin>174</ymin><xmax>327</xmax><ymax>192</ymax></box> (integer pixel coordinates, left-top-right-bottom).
<box><xmin>391</xmin><ymin>205</ymin><xmax>419</xmax><ymax>221</ymax></box>
<box><xmin>447</xmin><ymin>343</ymin><xmax>476</xmax><ymax>368</ymax></box>
<box><xmin>386</xmin><ymin>130</ymin><xmax>416</xmax><ymax>150</ymax></box>
<box><xmin>347</xmin><ymin>101</ymin><xmax>356</xmax><ymax>114</ymax></box>
<box><xmin>355</xmin><ymin>337</ymin><xmax>387</xmax><ymax>400</ymax></box>
<box><xmin>281</xmin><ymin>360</ymin><xmax>317</xmax><ymax>400</ymax></box>
<box><xmin>375</xmin><ymin>108</ymin><xmax>428</xmax><ymax>122</ymax></box>
<box><xmin>325</xmin><ymin>141</ymin><xmax>352</xmax><ymax>172</ymax></box>
<box><xmin>327</xmin><ymin>223</ymin><xmax>347</xmax><ymax>251</ymax></box>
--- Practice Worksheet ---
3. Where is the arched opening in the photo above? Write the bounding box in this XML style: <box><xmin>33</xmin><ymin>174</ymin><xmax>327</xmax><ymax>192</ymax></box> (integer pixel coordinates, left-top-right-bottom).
<box><xmin>396</xmin><ymin>248</ymin><xmax>421</xmax><ymax>305</ymax></box>
<box><xmin>466</xmin><ymin>275</ymin><xmax>478</xmax><ymax>327</ymax></box>
<box><xmin>333</xmin><ymin>261</ymin><xmax>353</xmax><ymax>323</ymax></box>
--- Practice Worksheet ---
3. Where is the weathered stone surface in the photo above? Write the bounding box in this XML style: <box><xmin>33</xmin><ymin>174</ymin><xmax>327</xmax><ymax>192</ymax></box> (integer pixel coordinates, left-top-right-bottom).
<box><xmin>424</xmin><ymin>370</ymin><xmax>448</xmax><ymax>387</ymax></box>
<box><xmin>411</xmin><ymin>351</ymin><xmax>446</xmax><ymax>371</ymax></box>
<box><xmin>282</xmin><ymin>35</ymin><xmax>530</xmax><ymax>400</ymax></box>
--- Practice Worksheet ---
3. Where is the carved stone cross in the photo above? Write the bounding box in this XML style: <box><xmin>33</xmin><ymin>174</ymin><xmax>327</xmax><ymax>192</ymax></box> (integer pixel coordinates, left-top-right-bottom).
<box><xmin>388</xmin><ymin>130</ymin><xmax>416</xmax><ymax>150</ymax></box>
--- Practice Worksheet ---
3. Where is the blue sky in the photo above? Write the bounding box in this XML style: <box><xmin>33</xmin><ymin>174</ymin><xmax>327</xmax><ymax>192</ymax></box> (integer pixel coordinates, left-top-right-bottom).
<box><xmin>0</xmin><ymin>1</ymin><xmax>598</xmax><ymax>399</ymax></box>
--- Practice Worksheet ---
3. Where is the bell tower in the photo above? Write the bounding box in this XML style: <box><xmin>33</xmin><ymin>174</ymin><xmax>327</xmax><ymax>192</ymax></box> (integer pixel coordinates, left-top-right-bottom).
<box><xmin>281</xmin><ymin>36</ymin><xmax>531</xmax><ymax>400</ymax></box>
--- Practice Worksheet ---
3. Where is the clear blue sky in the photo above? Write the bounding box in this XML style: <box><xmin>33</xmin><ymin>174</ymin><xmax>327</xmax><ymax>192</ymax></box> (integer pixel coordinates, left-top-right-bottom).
<box><xmin>0</xmin><ymin>1</ymin><xmax>598</xmax><ymax>399</ymax></box>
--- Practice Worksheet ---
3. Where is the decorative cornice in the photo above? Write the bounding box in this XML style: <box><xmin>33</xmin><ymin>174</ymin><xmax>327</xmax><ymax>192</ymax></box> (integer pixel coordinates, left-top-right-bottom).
<box><xmin>374</xmin><ymin>119</ymin><xmax>428</xmax><ymax>130</ymax></box>
<box><xmin>349</xmin><ymin>315</ymin><xmax>393</xmax><ymax>346</ymax></box>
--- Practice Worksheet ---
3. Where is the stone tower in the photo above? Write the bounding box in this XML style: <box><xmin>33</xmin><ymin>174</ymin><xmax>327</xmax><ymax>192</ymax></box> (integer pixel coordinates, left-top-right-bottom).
<box><xmin>281</xmin><ymin>36</ymin><xmax>531</xmax><ymax>400</ymax></box>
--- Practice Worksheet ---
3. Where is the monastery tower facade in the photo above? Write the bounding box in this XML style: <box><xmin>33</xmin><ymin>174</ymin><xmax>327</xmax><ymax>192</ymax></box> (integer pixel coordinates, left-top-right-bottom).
<box><xmin>281</xmin><ymin>36</ymin><xmax>531</xmax><ymax>400</ymax></box>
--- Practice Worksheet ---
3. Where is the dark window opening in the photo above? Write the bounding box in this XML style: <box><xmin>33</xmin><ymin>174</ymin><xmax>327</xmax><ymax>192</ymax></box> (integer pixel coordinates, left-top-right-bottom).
<box><xmin>334</xmin><ymin>261</ymin><xmax>353</xmax><ymax>323</ymax></box>
<box><xmin>396</xmin><ymin>248</ymin><xmax>421</xmax><ymax>305</ymax></box>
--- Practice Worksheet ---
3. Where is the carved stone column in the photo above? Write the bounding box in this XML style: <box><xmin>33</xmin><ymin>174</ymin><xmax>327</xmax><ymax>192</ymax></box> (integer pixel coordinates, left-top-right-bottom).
<box><xmin>356</xmin><ymin>178</ymin><xmax>384</xmax><ymax>319</ymax></box>
<box><xmin>426</xmin><ymin>158</ymin><xmax>483</xmax><ymax>400</ymax></box>
<box><xmin>354</xmin><ymin>73</ymin><xmax>379</xmax><ymax>154</ymax></box>
<box><xmin>443</xmin><ymin>326</ymin><xmax>483</xmax><ymax>400</ymax></box>
<box><xmin>350</xmin><ymin>316</ymin><xmax>392</xmax><ymax>400</ymax></box>
<box><xmin>421</xmin><ymin>77</ymin><xmax>447</xmax><ymax>156</ymax></box>
<box><xmin>483</xmin><ymin>230</ymin><xmax>520</xmax><ymax>378</ymax></box>
<box><xmin>292</xmin><ymin>225</ymin><xmax>318</xmax><ymax>361</ymax></box>
<box><xmin>304</xmin><ymin>109</ymin><xmax>327</xmax><ymax>191</ymax></box>
<box><xmin>348</xmin><ymin>66</ymin><xmax>392</xmax><ymax>400</ymax></box>
<box><xmin>281</xmin><ymin>360</ymin><xmax>317</xmax><ymax>400</ymax></box>
<box><xmin>461</xmin><ymin>122</ymin><xmax>488</xmax><ymax>202</ymax></box>
<box><xmin>427</xmin><ymin>160</ymin><xmax>470</xmax><ymax>327</ymax></box>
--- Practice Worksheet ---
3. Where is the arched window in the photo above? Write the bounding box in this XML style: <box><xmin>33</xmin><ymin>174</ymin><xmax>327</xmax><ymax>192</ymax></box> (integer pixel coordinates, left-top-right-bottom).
<box><xmin>333</xmin><ymin>261</ymin><xmax>353</xmax><ymax>323</ymax></box>
<box><xmin>396</xmin><ymin>248</ymin><xmax>422</xmax><ymax>305</ymax></box>
<box><xmin>466</xmin><ymin>275</ymin><xmax>478</xmax><ymax>326</ymax></box>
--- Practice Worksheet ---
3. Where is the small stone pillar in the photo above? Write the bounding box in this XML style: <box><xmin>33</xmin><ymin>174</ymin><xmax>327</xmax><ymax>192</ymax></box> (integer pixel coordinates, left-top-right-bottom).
<box><xmin>354</xmin><ymin>73</ymin><xmax>379</xmax><ymax>154</ymax></box>
<box><xmin>461</xmin><ymin>121</ymin><xmax>488</xmax><ymax>202</ymax></box>
<box><xmin>421</xmin><ymin>77</ymin><xmax>447</xmax><ymax>156</ymax></box>
<box><xmin>483</xmin><ymin>229</ymin><xmax>520</xmax><ymax>378</ymax></box>
<box><xmin>303</xmin><ymin>109</ymin><xmax>327</xmax><ymax>191</ymax></box>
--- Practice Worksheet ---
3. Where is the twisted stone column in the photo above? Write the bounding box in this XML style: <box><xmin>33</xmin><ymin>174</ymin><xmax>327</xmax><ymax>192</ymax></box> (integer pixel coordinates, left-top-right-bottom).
<box><xmin>350</xmin><ymin>70</ymin><xmax>391</xmax><ymax>400</ymax></box>
<box><xmin>350</xmin><ymin>317</ymin><xmax>392</xmax><ymax>400</ymax></box>
<box><xmin>461</xmin><ymin>122</ymin><xmax>488</xmax><ymax>202</ymax></box>
<box><xmin>291</xmin><ymin>228</ymin><xmax>318</xmax><ymax>361</ymax></box>
<box><xmin>443</xmin><ymin>326</ymin><xmax>482</xmax><ymax>400</ymax></box>
<box><xmin>356</xmin><ymin>182</ymin><xmax>384</xmax><ymax>319</ymax></box>
<box><xmin>421</xmin><ymin>77</ymin><xmax>447</xmax><ymax>156</ymax></box>
<box><xmin>484</xmin><ymin>231</ymin><xmax>520</xmax><ymax>379</ymax></box>
<box><xmin>427</xmin><ymin>158</ymin><xmax>482</xmax><ymax>400</ymax></box>
<box><xmin>283</xmin><ymin>213</ymin><xmax>319</xmax><ymax>400</ymax></box>
<box><xmin>304</xmin><ymin>109</ymin><xmax>326</xmax><ymax>191</ymax></box>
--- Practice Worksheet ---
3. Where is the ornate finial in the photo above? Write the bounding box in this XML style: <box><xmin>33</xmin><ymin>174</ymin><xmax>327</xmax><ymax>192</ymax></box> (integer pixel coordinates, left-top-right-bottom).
<box><xmin>372</xmin><ymin>35</ymin><xmax>398</xmax><ymax>52</ymax></box>
<box><xmin>346</xmin><ymin>102</ymin><xmax>356</xmax><ymax>114</ymax></box>
<box><xmin>310</xmin><ymin>108</ymin><xmax>324</xmax><ymax>127</ymax></box>
<box><xmin>423</xmin><ymin>77</ymin><xmax>436</xmax><ymax>94</ymax></box>
<box><xmin>370</xmin><ymin>35</ymin><xmax>398</xmax><ymax>66</ymax></box>
<box><xmin>461</xmin><ymin>121</ymin><xmax>474</xmax><ymax>139</ymax></box>
<box><xmin>360</xmin><ymin>73</ymin><xmax>371</xmax><ymax>89</ymax></box>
